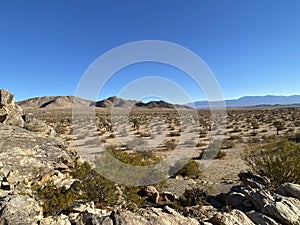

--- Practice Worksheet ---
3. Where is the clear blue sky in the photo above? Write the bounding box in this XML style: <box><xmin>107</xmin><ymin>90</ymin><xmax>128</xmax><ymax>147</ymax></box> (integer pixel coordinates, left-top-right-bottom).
<box><xmin>1</xmin><ymin>0</ymin><xmax>300</xmax><ymax>103</ymax></box>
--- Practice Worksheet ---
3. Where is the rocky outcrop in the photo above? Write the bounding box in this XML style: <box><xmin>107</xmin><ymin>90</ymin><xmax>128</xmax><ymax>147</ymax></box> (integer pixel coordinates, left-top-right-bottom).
<box><xmin>0</xmin><ymin>89</ymin><xmax>56</xmax><ymax>136</ymax></box>
<box><xmin>0</xmin><ymin>195</ymin><xmax>43</xmax><ymax>225</ymax></box>
<box><xmin>211</xmin><ymin>209</ymin><xmax>255</xmax><ymax>225</ymax></box>
<box><xmin>23</xmin><ymin>112</ymin><xmax>56</xmax><ymax>136</ymax></box>
<box><xmin>277</xmin><ymin>183</ymin><xmax>300</xmax><ymax>200</ymax></box>
<box><xmin>0</xmin><ymin>122</ymin><xmax>74</xmax><ymax>192</ymax></box>
<box><xmin>216</xmin><ymin>173</ymin><xmax>300</xmax><ymax>225</ymax></box>
<box><xmin>0</xmin><ymin>89</ymin><xmax>24</xmax><ymax>127</ymax></box>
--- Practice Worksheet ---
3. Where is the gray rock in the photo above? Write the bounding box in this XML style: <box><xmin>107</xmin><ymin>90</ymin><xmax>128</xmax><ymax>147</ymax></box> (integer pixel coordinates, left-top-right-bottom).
<box><xmin>23</xmin><ymin>112</ymin><xmax>56</xmax><ymax>137</ymax></box>
<box><xmin>6</xmin><ymin>170</ymin><xmax>20</xmax><ymax>187</ymax></box>
<box><xmin>0</xmin><ymin>195</ymin><xmax>43</xmax><ymax>225</ymax></box>
<box><xmin>0</xmin><ymin>89</ymin><xmax>24</xmax><ymax>127</ymax></box>
<box><xmin>144</xmin><ymin>185</ymin><xmax>160</xmax><ymax>204</ymax></box>
<box><xmin>225</xmin><ymin>192</ymin><xmax>250</xmax><ymax>211</ymax></box>
<box><xmin>40</xmin><ymin>214</ymin><xmax>71</xmax><ymax>225</ymax></box>
<box><xmin>76</xmin><ymin>212</ymin><xmax>113</xmax><ymax>225</ymax></box>
<box><xmin>277</xmin><ymin>183</ymin><xmax>300</xmax><ymax>200</ymax></box>
<box><xmin>238</xmin><ymin>172</ymin><xmax>271</xmax><ymax>189</ymax></box>
<box><xmin>0</xmin><ymin>123</ymin><xmax>73</xmax><ymax>189</ymax></box>
<box><xmin>261</xmin><ymin>199</ymin><xmax>300</xmax><ymax>225</ymax></box>
<box><xmin>242</xmin><ymin>187</ymin><xmax>274</xmax><ymax>211</ymax></box>
<box><xmin>210</xmin><ymin>209</ymin><xmax>255</xmax><ymax>225</ymax></box>
<box><xmin>246</xmin><ymin>210</ymin><xmax>280</xmax><ymax>225</ymax></box>
<box><xmin>113</xmin><ymin>207</ymin><xmax>200</xmax><ymax>225</ymax></box>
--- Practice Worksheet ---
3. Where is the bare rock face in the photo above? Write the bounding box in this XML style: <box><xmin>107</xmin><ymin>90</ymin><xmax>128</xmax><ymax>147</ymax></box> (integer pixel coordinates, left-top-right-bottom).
<box><xmin>0</xmin><ymin>195</ymin><xmax>43</xmax><ymax>225</ymax></box>
<box><xmin>0</xmin><ymin>89</ymin><xmax>24</xmax><ymax>127</ymax></box>
<box><xmin>0</xmin><ymin>123</ymin><xmax>73</xmax><ymax>191</ymax></box>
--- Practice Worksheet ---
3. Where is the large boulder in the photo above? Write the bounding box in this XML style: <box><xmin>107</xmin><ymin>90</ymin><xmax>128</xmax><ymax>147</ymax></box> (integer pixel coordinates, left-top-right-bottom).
<box><xmin>0</xmin><ymin>89</ymin><xmax>24</xmax><ymax>127</ymax></box>
<box><xmin>210</xmin><ymin>209</ymin><xmax>255</xmax><ymax>225</ymax></box>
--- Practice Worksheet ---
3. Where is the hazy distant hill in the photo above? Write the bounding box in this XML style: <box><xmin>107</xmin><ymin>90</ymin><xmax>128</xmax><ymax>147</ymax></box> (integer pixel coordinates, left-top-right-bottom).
<box><xmin>18</xmin><ymin>96</ymin><xmax>92</xmax><ymax>109</ymax></box>
<box><xmin>188</xmin><ymin>95</ymin><xmax>300</xmax><ymax>108</ymax></box>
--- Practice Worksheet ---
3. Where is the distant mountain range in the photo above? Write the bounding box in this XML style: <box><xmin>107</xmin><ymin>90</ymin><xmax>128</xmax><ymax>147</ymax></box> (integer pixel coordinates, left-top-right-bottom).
<box><xmin>187</xmin><ymin>95</ymin><xmax>300</xmax><ymax>108</ymax></box>
<box><xmin>18</xmin><ymin>96</ymin><xmax>191</xmax><ymax>109</ymax></box>
<box><xmin>18</xmin><ymin>94</ymin><xmax>300</xmax><ymax>109</ymax></box>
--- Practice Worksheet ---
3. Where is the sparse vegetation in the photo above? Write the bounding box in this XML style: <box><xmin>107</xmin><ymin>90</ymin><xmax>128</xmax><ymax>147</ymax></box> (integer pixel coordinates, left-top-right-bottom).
<box><xmin>243</xmin><ymin>139</ymin><xmax>300</xmax><ymax>187</ymax></box>
<box><xmin>35</xmin><ymin>162</ymin><xmax>118</xmax><ymax>216</ymax></box>
<box><xmin>171</xmin><ymin>160</ymin><xmax>202</xmax><ymax>179</ymax></box>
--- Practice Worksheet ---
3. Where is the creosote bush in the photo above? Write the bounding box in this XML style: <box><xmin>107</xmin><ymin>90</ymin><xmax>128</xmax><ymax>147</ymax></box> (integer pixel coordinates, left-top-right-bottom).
<box><xmin>95</xmin><ymin>147</ymin><xmax>166</xmax><ymax>185</ymax></box>
<box><xmin>243</xmin><ymin>139</ymin><xmax>300</xmax><ymax>187</ymax></box>
<box><xmin>169</xmin><ymin>187</ymin><xmax>209</xmax><ymax>214</ymax></box>
<box><xmin>34</xmin><ymin>161</ymin><xmax>151</xmax><ymax>216</ymax></box>
<box><xmin>35</xmin><ymin>162</ymin><xmax>118</xmax><ymax>217</ymax></box>
<box><xmin>171</xmin><ymin>160</ymin><xmax>202</xmax><ymax>179</ymax></box>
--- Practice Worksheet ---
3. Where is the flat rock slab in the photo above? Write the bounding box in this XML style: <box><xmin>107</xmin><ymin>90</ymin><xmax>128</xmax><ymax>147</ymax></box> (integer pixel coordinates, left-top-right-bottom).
<box><xmin>0</xmin><ymin>123</ymin><xmax>72</xmax><ymax>181</ymax></box>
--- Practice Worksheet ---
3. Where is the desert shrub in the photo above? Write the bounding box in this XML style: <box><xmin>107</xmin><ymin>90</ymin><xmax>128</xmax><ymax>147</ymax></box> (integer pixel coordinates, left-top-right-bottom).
<box><xmin>170</xmin><ymin>187</ymin><xmax>208</xmax><ymax>213</ymax></box>
<box><xmin>121</xmin><ymin>186</ymin><xmax>146</xmax><ymax>211</ymax></box>
<box><xmin>35</xmin><ymin>181</ymin><xmax>79</xmax><ymax>217</ymax></box>
<box><xmin>221</xmin><ymin>140</ymin><xmax>234</xmax><ymax>149</ymax></box>
<box><xmin>179</xmin><ymin>187</ymin><xmax>208</xmax><ymax>207</ymax></box>
<box><xmin>165</xmin><ymin>139</ymin><xmax>177</xmax><ymax>150</ymax></box>
<box><xmin>243</xmin><ymin>139</ymin><xmax>300</xmax><ymax>187</ymax></box>
<box><xmin>35</xmin><ymin>160</ymin><xmax>163</xmax><ymax>216</ymax></box>
<box><xmin>94</xmin><ymin>147</ymin><xmax>166</xmax><ymax>185</ymax></box>
<box><xmin>169</xmin><ymin>131</ymin><xmax>181</xmax><ymax>137</ymax></box>
<box><xmin>229</xmin><ymin>127</ymin><xmax>242</xmax><ymax>133</ymax></box>
<box><xmin>106</xmin><ymin>148</ymin><xmax>161</xmax><ymax>166</ymax></box>
<box><xmin>201</xmin><ymin>140</ymin><xmax>224</xmax><ymax>160</ymax></box>
<box><xmin>171</xmin><ymin>160</ymin><xmax>202</xmax><ymax>179</ymax></box>
<box><xmin>215</xmin><ymin>150</ymin><xmax>226</xmax><ymax>159</ymax></box>
<box><xmin>35</xmin><ymin>162</ymin><xmax>118</xmax><ymax>216</ymax></box>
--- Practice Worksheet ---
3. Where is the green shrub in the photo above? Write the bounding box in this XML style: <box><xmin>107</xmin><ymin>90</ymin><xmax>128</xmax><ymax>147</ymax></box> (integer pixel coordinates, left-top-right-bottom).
<box><xmin>169</xmin><ymin>187</ymin><xmax>208</xmax><ymax>213</ymax></box>
<box><xmin>215</xmin><ymin>150</ymin><xmax>226</xmax><ymax>159</ymax></box>
<box><xmin>35</xmin><ymin>162</ymin><xmax>119</xmax><ymax>216</ymax></box>
<box><xmin>94</xmin><ymin>147</ymin><xmax>166</xmax><ymax>186</ymax></box>
<box><xmin>179</xmin><ymin>187</ymin><xmax>208</xmax><ymax>207</ymax></box>
<box><xmin>171</xmin><ymin>160</ymin><xmax>202</xmax><ymax>179</ymax></box>
<box><xmin>243</xmin><ymin>139</ymin><xmax>300</xmax><ymax>187</ymax></box>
